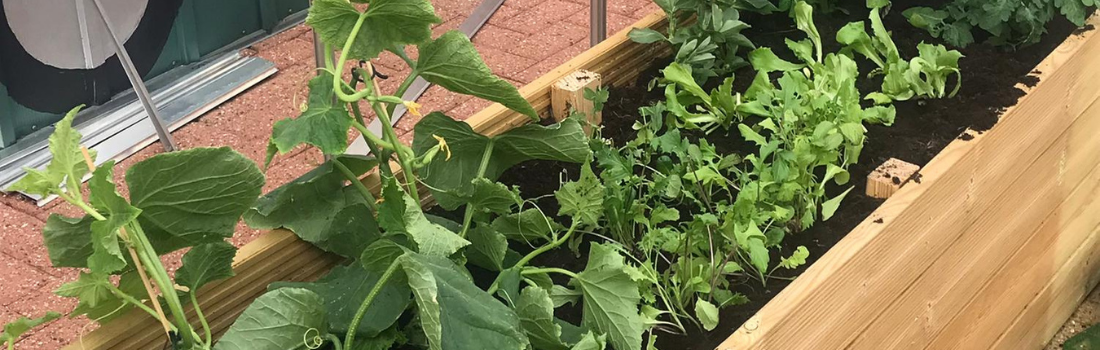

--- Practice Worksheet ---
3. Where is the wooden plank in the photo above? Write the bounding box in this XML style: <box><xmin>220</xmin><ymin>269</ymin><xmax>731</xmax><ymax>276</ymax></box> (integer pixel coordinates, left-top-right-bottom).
<box><xmin>719</xmin><ymin>19</ymin><xmax>1100</xmax><ymax>350</ymax></box>
<box><xmin>992</xmin><ymin>223</ymin><xmax>1100</xmax><ymax>349</ymax></box>
<box><xmin>69</xmin><ymin>12</ymin><xmax>673</xmax><ymax>349</ymax></box>
<box><xmin>848</xmin><ymin>96</ymin><xmax>1100</xmax><ymax>349</ymax></box>
<box><xmin>926</xmin><ymin>150</ymin><xmax>1100</xmax><ymax>350</ymax></box>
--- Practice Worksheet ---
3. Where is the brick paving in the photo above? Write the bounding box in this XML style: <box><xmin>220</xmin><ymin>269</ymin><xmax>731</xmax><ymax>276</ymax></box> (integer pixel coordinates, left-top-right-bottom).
<box><xmin>0</xmin><ymin>0</ymin><xmax>658</xmax><ymax>348</ymax></box>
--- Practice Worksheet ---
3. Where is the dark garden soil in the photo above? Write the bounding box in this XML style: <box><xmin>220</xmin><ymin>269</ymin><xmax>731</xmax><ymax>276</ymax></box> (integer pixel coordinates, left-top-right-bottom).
<box><xmin>450</xmin><ymin>1</ymin><xmax>1084</xmax><ymax>349</ymax></box>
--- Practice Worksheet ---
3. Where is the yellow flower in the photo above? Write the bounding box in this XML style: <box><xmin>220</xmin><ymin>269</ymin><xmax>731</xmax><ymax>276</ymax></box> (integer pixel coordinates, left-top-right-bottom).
<box><xmin>433</xmin><ymin>134</ymin><xmax>451</xmax><ymax>161</ymax></box>
<box><xmin>403</xmin><ymin>101</ymin><xmax>423</xmax><ymax>117</ymax></box>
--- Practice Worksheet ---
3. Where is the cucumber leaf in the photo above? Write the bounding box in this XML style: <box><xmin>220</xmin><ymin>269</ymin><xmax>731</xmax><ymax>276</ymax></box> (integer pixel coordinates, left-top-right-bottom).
<box><xmin>417</xmin><ymin>31</ymin><xmax>538</xmax><ymax>120</ymax></box>
<box><xmin>86</xmin><ymin>162</ymin><xmax>139</xmax><ymax>274</ymax></box>
<box><xmin>0</xmin><ymin>312</ymin><xmax>61</xmax><ymax>345</ymax></box>
<box><xmin>556</xmin><ymin>161</ymin><xmax>606</xmax><ymax>227</ymax></box>
<box><xmin>214</xmin><ymin>288</ymin><xmax>328</xmax><ymax>350</ymax></box>
<box><xmin>307</xmin><ymin>0</ymin><xmax>440</xmax><ymax>60</ymax></box>
<box><xmin>517</xmin><ymin>286</ymin><xmax>570</xmax><ymax>350</ymax></box>
<box><xmin>571</xmin><ymin>243</ymin><xmax>643</xmax><ymax>350</ymax></box>
<box><xmin>398</xmin><ymin>253</ymin><xmax>529</xmax><ymax>350</ymax></box>
<box><xmin>413</xmin><ymin>113</ymin><xmax>590</xmax><ymax>210</ymax></box>
<box><xmin>269</xmin><ymin>71</ymin><xmax>352</xmax><ymax>155</ymax></box>
<box><xmin>127</xmin><ymin>147</ymin><xmax>264</xmax><ymax>254</ymax></box>
<box><xmin>176</xmin><ymin>241</ymin><xmax>237</xmax><ymax>292</ymax></box>
<box><xmin>9</xmin><ymin>106</ymin><xmax>94</xmax><ymax>197</ymax></box>
<box><xmin>245</xmin><ymin>156</ymin><xmax>378</xmax><ymax>259</ymax></box>
<box><xmin>270</xmin><ymin>264</ymin><xmax>410</xmax><ymax>338</ymax></box>
<box><xmin>41</xmin><ymin>214</ymin><xmax>95</xmax><ymax>268</ymax></box>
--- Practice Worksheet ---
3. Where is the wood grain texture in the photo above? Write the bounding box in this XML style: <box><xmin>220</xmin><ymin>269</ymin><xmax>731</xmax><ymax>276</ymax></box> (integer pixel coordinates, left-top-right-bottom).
<box><xmin>67</xmin><ymin>12</ymin><xmax>672</xmax><ymax>350</ymax></box>
<box><xmin>719</xmin><ymin>16</ymin><xmax>1100</xmax><ymax>350</ymax></box>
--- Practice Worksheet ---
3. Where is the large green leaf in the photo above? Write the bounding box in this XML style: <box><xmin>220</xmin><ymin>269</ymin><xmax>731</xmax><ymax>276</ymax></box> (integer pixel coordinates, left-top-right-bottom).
<box><xmin>9</xmin><ymin>106</ymin><xmax>95</xmax><ymax>197</ymax></box>
<box><xmin>555</xmin><ymin>161</ymin><xmax>605</xmax><ymax>227</ymax></box>
<box><xmin>270</xmin><ymin>71</ymin><xmax>352</xmax><ymax>155</ymax></box>
<box><xmin>127</xmin><ymin>147</ymin><xmax>264</xmax><ymax>254</ymax></box>
<box><xmin>748</xmin><ymin>48</ymin><xmax>804</xmax><ymax>72</ymax></box>
<box><xmin>466</xmin><ymin>226</ymin><xmax>508</xmax><ymax>271</ymax></box>
<box><xmin>398</xmin><ymin>253</ymin><xmax>529</xmax><ymax>350</ymax></box>
<box><xmin>517</xmin><ymin>286</ymin><xmax>569</xmax><ymax>350</ymax></box>
<box><xmin>271</xmin><ymin>264</ymin><xmax>410</xmax><ymax>338</ymax></box>
<box><xmin>389</xmin><ymin>190</ymin><xmax>470</xmax><ymax>258</ymax></box>
<box><xmin>245</xmin><ymin>156</ymin><xmax>378</xmax><ymax>259</ymax></box>
<box><xmin>571</xmin><ymin>244</ymin><xmax>643</xmax><ymax>350</ymax></box>
<box><xmin>214</xmin><ymin>288</ymin><xmax>328</xmax><ymax>350</ymax></box>
<box><xmin>176</xmin><ymin>241</ymin><xmax>237</xmax><ymax>292</ymax></box>
<box><xmin>307</xmin><ymin>0</ymin><xmax>440</xmax><ymax>60</ymax></box>
<box><xmin>417</xmin><ymin>31</ymin><xmax>537</xmax><ymax>119</ymax></box>
<box><xmin>0</xmin><ymin>312</ymin><xmax>61</xmax><ymax>345</ymax></box>
<box><xmin>86</xmin><ymin>162</ymin><xmax>140</xmax><ymax>274</ymax></box>
<box><xmin>413</xmin><ymin>113</ymin><xmax>590</xmax><ymax>209</ymax></box>
<box><xmin>41</xmin><ymin>214</ymin><xmax>95</xmax><ymax>268</ymax></box>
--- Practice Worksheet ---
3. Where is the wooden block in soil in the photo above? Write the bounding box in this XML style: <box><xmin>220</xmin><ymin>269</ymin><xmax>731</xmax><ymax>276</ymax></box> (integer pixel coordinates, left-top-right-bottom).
<box><xmin>866</xmin><ymin>158</ymin><xmax>920</xmax><ymax>199</ymax></box>
<box><xmin>551</xmin><ymin>70</ymin><xmax>602</xmax><ymax>133</ymax></box>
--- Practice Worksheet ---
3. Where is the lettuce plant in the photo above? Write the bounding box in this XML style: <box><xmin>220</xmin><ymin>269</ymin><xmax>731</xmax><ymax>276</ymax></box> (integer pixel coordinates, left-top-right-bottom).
<box><xmin>838</xmin><ymin>2</ymin><xmax>963</xmax><ymax>102</ymax></box>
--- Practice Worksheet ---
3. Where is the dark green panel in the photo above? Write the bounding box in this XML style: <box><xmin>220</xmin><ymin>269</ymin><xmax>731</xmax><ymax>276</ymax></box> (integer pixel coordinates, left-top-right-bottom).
<box><xmin>192</xmin><ymin>0</ymin><xmax>264</xmax><ymax>55</ymax></box>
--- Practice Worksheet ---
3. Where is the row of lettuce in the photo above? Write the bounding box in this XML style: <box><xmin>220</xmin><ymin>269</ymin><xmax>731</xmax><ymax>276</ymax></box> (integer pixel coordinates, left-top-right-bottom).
<box><xmin>1</xmin><ymin>0</ymin><xmax>1091</xmax><ymax>350</ymax></box>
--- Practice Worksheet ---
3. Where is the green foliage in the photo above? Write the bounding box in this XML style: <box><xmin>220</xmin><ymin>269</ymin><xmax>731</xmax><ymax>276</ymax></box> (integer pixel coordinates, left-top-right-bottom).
<box><xmin>11</xmin><ymin>105</ymin><xmax>263</xmax><ymax>349</ymax></box>
<box><xmin>416</xmin><ymin>31</ymin><xmax>539</xmax><ymax>120</ymax></box>
<box><xmin>1</xmin><ymin>312</ymin><xmax>61</xmax><ymax>348</ymax></box>
<box><xmin>271</xmin><ymin>264</ymin><xmax>410</xmax><ymax>338</ymax></box>
<box><xmin>1066</xmin><ymin>322</ymin><xmax>1100</xmax><ymax>350</ymax></box>
<box><xmin>412</xmin><ymin>112</ymin><xmax>590</xmax><ymax>210</ymax></box>
<box><xmin>839</xmin><ymin>6</ymin><xmax>964</xmax><ymax>101</ymax></box>
<box><xmin>572</xmin><ymin>244</ymin><xmax>644</xmax><ymax>350</ymax></box>
<box><xmin>398</xmin><ymin>253</ymin><xmax>530</xmax><ymax>350</ymax></box>
<box><xmin>214</xmin><ymin>288</ymin><xmax>328</xmax><ymax>350</ymax></box>
<box><xmin>630</xmin><ymin>1</ymin><xmax>753</xmax><ymax>83</ymax></box>
<box><xmin>307</xmin><ymin>0</ymin><xmax>440</xmax><ymax>60</ymax></box>
<box><xmin>269</xmin><ymin>71</ymin><xmax>352</xmax><ymax>156</ymax></box>
<box><xmin>176</xmin><ymin>241</ymin><xmax>237</xmax><ymax>292</ymax></box>
<box><xmin>904</xmin><ymin>0</ymin><xmax>1097</xmax><ymax>48</ymax></box>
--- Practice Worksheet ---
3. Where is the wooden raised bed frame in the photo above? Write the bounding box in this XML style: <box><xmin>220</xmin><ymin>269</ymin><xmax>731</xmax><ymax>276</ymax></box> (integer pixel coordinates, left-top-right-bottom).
<box><xmin>68</xmin><ymin>11</ymin><xmax>1100</xmax><ymax>350</ymax></box>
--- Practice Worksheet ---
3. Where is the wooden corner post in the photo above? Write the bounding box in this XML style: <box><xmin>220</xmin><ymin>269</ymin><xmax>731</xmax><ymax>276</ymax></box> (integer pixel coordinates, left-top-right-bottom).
<box><xmin>552</xmin><ymin>70</ymin><xmax>602</xmax><ymax>133</ymax></box>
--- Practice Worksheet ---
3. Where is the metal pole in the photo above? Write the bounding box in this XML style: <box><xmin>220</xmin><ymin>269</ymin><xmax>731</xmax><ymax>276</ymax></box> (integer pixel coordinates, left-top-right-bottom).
<box><xmin>590</xmin><ymin>0</ymin><xmax>607</xmax><ymax>47</ymax></box>
<box><xmin>90</xmin><ymin>0</ymin><xmax>178</xmax><ymax>151</ymax></box>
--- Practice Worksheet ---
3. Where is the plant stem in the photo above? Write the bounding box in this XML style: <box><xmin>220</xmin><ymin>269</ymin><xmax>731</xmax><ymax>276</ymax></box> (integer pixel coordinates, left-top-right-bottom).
<box><xmin>332</xmin><ymin>12</ymin><xmax>373</xmax><ymax>102</ymax></box>
<box><xmin>333</xmin><ymin>158</ymin><xmax>378</xmax><ymax>212</ymax></box>
<box><xmin>128</xmin><ymin>222</ymin><xmax>197</xmax><ymax>348</ymax></box>
<box><xmin>520</xmin><ymin>267</ymin><xmax>578</xmax><ymax>278</ymax></box>
<box><xmin>487</xmin><ymin>220</ymin><xmax>580</xmax><ymax>294</ymax></box>
<box><xmin>344</xmin><ymin>260</ymin><xmax>400</xmax><ymax>349</ymax></box>
<box><xmin>349</xmin><ymin>119</ymin><xmax>394</xmax><ymax>150</ymax></box>
<box><xmin>190</xmin><ymin>293</ymin><xmax>212</xmax><ymax>348</ymax></box>
<box><xmin>386</xmin><ymin>72</ymin><xmax>420</xmax><ymax>116</ymax></box>
<box><xmin>458</xmin><ymin>141</ymin><xmax>496</xmax><ymax>238</ymax></box>
<box><xmin>105</xmin><ymin>283</ymin><xmax>161</xmax><ymax>321</ymax></box>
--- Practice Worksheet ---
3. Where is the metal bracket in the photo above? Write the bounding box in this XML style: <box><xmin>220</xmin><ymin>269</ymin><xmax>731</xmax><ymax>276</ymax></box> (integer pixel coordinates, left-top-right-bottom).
<box><xmin>90</xmin><ymin>0</ymin><xmax>178</xmax><ymax>151</ymax></box>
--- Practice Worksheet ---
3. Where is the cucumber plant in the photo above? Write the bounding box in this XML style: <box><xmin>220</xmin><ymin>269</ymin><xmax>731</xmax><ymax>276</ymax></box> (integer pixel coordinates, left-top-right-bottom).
<box><xmin>221</xmin><ymin>0</ymin><xmax>658</xmax><ymax>349</ymax></box>
<box><xmin>1</xmin><ymin>106</ymin><xmax>265</xmax><ymax>350</ymax></box>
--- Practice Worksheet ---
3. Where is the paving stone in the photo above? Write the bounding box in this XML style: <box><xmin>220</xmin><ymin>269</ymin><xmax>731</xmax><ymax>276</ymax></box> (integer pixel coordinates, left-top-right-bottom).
<box><xmin>487</xmin><ymin>4</ymin><xmax>527</xmax><ymax>26</ymax></box>
<box><xmin>478</xmin><ymin>46</ymin><xmax>539</xmax><ymax>80</ymax></box>
<box><xmin>508</xmin><ymin>21</ymin><xmax>588</xmax><ymax>61</ymax></box>
<box><xmin>472</xmin><ymin>24</ymin><xmax>529</xmax><ymax>51</ymax></box>
<box><xmin>565</xmin><ymin>8</ymin><xmax>640</xmax><ymax>34</ymax></box>
<box><xmin>513</xmin><ymin>41</ymin><xmax>590</xmax><ymax>82</ymax></box>
<box><xmin>0</xmin><ymin>253</ymin><xmax>56</xmax><ymax>308</ymax></box>
<box><xmin>501</xmin><ymin>0</ymin><xmax>586</xmax><ymax>35</ymax></box>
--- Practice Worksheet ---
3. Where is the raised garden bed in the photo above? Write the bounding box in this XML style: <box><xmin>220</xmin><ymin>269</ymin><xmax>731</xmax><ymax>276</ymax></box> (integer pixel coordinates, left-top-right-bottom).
<box><xmin>55</xmin><ymin>4</ymin><xmax>1100</xmax><ymax>350</ymax></box>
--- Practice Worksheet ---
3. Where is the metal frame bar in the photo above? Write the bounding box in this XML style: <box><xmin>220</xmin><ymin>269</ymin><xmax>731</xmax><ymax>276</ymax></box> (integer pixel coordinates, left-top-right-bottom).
<box><xmin>90</xmin><ymin>0</ymin><xmax>178</xmax><ymax>151</ymax></box>
<box><xmin>590</xmin><ymin>0</ymin><xmax>607</xmax><ymax>46</ymax></box>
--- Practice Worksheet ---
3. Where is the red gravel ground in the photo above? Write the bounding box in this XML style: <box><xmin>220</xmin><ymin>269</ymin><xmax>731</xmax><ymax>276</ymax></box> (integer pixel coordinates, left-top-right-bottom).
<box><xmin>0</xmin><ymin>0</ymin><xmax>659</xmax><ymax>348</ymax></box>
